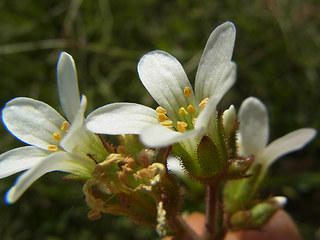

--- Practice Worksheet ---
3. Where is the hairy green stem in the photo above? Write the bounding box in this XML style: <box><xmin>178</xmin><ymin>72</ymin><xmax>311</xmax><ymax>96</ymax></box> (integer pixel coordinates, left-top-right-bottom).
<box><xmin>201</xmin><ymin>183</ymin><xmax>219</xmax><ymax>240</ymax></box>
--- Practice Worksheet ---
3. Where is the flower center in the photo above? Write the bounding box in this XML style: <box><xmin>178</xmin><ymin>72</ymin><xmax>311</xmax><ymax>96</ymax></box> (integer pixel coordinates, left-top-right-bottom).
<box><xmin>47</xmin><ymin>121</ymin><xmax>70</xmax><ymax>152</ymax></box>
<box><xmin>156</xmin><ymin>86</ymin><xmax>209</xmax><ymax>132</ymax></box>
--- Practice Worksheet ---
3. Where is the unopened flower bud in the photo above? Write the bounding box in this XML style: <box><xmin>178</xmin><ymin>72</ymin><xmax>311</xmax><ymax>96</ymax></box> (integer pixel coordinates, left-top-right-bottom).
<box><xmin>223</xmin><ymin>105</ymin><xmax>236</xmax><ymax>137</ymax></box>
<box><xmin>227</xmin><ymin>155</ymin><xmax>254</xmax><ymax>179</ymax></box>
<box><xmin>230</xmin><ymin>196</ymin><xmax>287</xmax><ymax>230</ymax></box>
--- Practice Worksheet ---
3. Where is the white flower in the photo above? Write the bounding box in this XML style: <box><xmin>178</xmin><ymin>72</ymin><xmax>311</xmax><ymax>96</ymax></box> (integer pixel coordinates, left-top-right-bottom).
<box><xmin>86</xmin><ymin>22</ymin><xmax>237</xmax><ymax>148</ymax></box>
<box><xmin>0</xmin><ymin>52</ymin><xmax>109</xmax><ymax>203</ymax></box>
<box><xmin>238</xmin><ymin>97</ymin><xmax>316</xmax><ymax>171</ymax></box>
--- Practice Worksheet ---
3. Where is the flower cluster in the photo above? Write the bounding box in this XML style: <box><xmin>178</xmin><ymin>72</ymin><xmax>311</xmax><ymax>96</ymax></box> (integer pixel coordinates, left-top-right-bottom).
<box><xmin>0</xmin><ymin>22</ymin><xmax>316</xmax><ymax>239</ymax></box>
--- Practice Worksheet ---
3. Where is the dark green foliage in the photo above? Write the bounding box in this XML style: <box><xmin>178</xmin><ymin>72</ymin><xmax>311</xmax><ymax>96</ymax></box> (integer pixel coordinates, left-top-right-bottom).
<box><xmin>0</xmin><ymin>0</ymin><xmax>319</xmax><ymax>239</ymax></box>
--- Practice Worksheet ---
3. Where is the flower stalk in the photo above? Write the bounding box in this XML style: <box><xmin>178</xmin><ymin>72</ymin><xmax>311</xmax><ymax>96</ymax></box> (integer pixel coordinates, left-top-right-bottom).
<box><xmin>202</xmin><ymin>183</ymin><xmax>220</xmax><ymax>240</ymax></box>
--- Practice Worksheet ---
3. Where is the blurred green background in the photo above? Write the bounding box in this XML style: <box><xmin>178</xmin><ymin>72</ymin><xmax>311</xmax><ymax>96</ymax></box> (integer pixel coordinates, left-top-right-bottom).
<box><xmin>0</xmin><ymin>0</ymin><xmax>319</xmax><ymax>239</ymax></box>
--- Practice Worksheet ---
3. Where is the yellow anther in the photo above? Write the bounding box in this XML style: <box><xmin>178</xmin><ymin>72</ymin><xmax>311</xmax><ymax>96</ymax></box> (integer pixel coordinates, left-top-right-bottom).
<box><xmin>187</xmin><ymin>105</ymin><xmax>196</xmax><ymax>114</ymax></box>
<box><xmin>156</xmin><ymin>106</ymin><xmax>167</xmax><ymax>114</ymax></box>
<box><xmin>52</xmin><ymin>132</ymin><xmax>62</xmax><ymax>141</ymax></box>
<box><xmin>61</xmin><ymin>121</ymin><xmax>70</xmax><ymax>131</ymax></box>
<box><xmin>192</xmin><ymin>118</ymin><xmax>197</xmax><ymax>127</ymax></box>
<box><xmin>48</xmin><ymin>145</ymin><xmax>58</xmax><ymax>152</ymax></box>
<box><xmin>199</xmin><ymin>98</ymin><xmax>209</xmax><ymax>110</ymax></box>
<box><xmin>160</xmin><ymin>120</ymin><xmax>173</xmax><ymax>127</ymax></box>
<box><xmin>177</xmin><ymin>121</ymin><xmax>188</xmax><ymax>132</ymax></box>
<box><xmin>184</xmin><ymin>86</ymin><xmax>192</xmax><ymax>97</ymax></box>
<box><xmin>158</xmin><ymin>113</ymin><xmax>167</xmax><ymax>122</ymax></box>
<box><xmin>179</xmin><ymin>107</ymin><xmax>188</xmax><ymax>116</ymax></box>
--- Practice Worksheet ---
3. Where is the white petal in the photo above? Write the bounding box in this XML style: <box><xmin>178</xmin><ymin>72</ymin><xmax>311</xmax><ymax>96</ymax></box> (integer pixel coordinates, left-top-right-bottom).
<box><xmin>195</xmin><ymin>22</ymin><xmax>236</xmax><ymax>100</ymax></box>
<box><xmin>60</xmin><ymin>96</ymin><xmax>108</xmax><ymax>161</ymax></box>
<box><xmin>2</xmin><ymin>97</ymin><xmax>66</xmax><ymax>150</ymax></box>
<box><xmin>258</xmin><ymin>128</ymin><xmax>317</xmax><ymax>167</ymax></box>
<box><xmin>86</xmin><ymin>103</ymin><xmax>159</xmax><ymax>134</ymax></box>
<box><xmin>140</xmin><ymin>125</ymin><xmax>204</xmax><ymax>148</ymax></box>
<box><xmin>60</xmin><ymin>95</ymin><xmax>88</xmax><ymax>152</ymax></box>
<box><xmin>210</xmin><ymin>62</ymin><xmax>237</xmax><ymax>103</ymax></box>
<box><xmin>0</xmin><ymin>146</ymin><xmax>48</xmax><ymax>179</ymax></box>
<box><xmin>195</xmin><ymin>97</ymin><xmax>217</xmax><ymax>130</ymax></box>
<box><xmin>239</xmin><ymin>97</ymin><xmax>269</xmax><ymax>156</ymax></box>
<box><xmin>138</xmin><ymin>50</ymin><xmax>196</xmax><ymax>122</ymax></box>
<box><xmin>194</xmin><ymin>97</ymin><xmax>219</xmax><ymax>141</ymax></box>
<box><xmin>5</xmin><ymin>152</ymin><xmax>95</xmax><ymax>203</ymax></box>
<box><xmin>57</xmin><ymin>52</ymin><xmax>81</xmax><ymax>123</ymax></box>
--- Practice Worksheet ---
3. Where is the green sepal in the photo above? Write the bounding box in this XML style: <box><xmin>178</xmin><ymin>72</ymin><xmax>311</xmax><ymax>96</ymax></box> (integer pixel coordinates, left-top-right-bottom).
<box><xmin>172</xmin><ymin>142</ymin><xmax>201</xmax><ymax>177</ymax></box>
<box><xmin>197</xmin><ymin>136</ymin><xmax>225</xmax><ymax>178</ymax></box>
<box><xmin>226</xmin><ymin>121</ymin><xmax>239</xmax><ymax>158</ymax></box>
<box><xmin>61</xmin><ymin>173</ymin><xmax>91</xmax><ymax>181</ymax></box>
<box><xmin>215</xmin><ymin>113</ymin><xmax>229</xmax><ymax>161</ymax></box>
<box><xmin>226</xmin><ymin>156</ymin><xmax>254</xmax><ymax>180</ymax></box>
<box><xmin>119</xmin><ymin>134</ymin><xmax>145</xmax><ymax>159</ymax></box>
<box><xmin>89</xmin><ymin>134</ymin><xmax>112</xmax><ymax>163</ymax></box>
<box><xmin>223</xmin><ymin>164</ymin><xmax>263</xmax><ymax>213</ymax></box>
